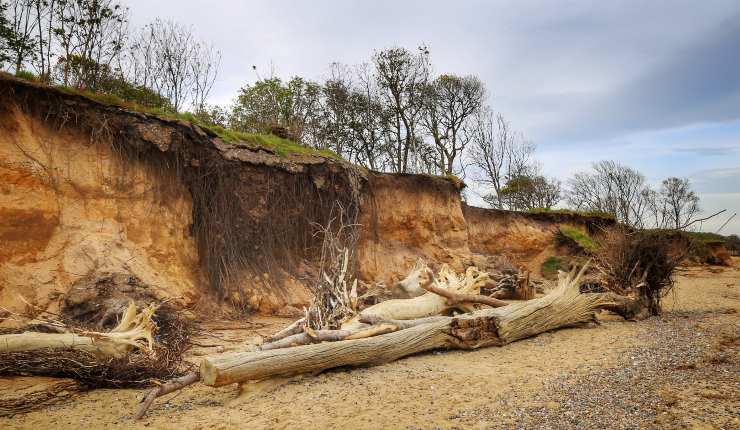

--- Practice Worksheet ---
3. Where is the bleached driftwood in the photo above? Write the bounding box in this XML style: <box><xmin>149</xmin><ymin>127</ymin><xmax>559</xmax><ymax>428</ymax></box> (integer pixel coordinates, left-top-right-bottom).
<box><xmin>200</xmin><ymin>265</ymin><xmax>614</xmax><ymax>386</ymax></box>
<box><xmin>341</xmin><ymin>265</ymin><xmax>491</xmax><ymax>330</ymax></box>
<box><xmin>395</xmin><ymin>258</ymin><xmax>433</xmax><ymax>297</ymax></box>
<box><xmin>0</xmin><ymin>302</ymin><xmax>156</xmax><ymax>358</ymax></box>
<box><xmin>259</xmin><ymin>264</ymin><xmax>506</xmax><ymax>351</ymax></box>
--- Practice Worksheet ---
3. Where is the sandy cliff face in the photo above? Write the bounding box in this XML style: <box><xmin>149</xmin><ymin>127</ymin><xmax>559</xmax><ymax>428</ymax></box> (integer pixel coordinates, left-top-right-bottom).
<box><xmin>0</xmin><ymin>105</ymin><xmax>200</xmax><ymax>317</ymax></box>
<box><xmin>0</xmin><ymin>76</ymin><xmax>615</xmax><ymax>318</ymax></box>
<box><xmin>357</xmin><ymin>174</ymin><xmax>471</xmax><ymax>286</ymax></box>
<box><xmin>462</xmin><ymin>204</ymin><xmax>613</xmax><ymax>272</ymax></box>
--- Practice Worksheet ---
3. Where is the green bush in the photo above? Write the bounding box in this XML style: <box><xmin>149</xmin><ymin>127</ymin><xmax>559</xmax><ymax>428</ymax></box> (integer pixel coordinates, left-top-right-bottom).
<box><xmin>104</xmin><ymin>78</ymin><xmax>173</xmax><ymax>111</ymax></box>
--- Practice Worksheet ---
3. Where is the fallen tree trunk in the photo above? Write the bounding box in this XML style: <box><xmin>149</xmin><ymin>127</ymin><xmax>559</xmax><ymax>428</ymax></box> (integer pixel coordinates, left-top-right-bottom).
<box><xmin>201</xmin><ymin>265</ymin><xmax>613</xmax><ymax>386</ymax></box>
<box><xmin>0</xmin><ymin>302</ymin><xmax>156</xmax><ymax>358</ymax></box>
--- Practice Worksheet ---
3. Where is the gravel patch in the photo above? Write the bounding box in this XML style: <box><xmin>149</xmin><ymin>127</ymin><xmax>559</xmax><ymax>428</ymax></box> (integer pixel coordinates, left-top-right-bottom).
<box><xmin>450</xmin><ymin>310</ymin><xmax>739</xmax><ymax>430</ymax></box>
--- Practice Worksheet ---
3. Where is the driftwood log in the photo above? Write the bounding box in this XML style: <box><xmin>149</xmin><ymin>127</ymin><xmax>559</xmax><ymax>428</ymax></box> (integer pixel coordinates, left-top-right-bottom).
<box><xmin>200</xmin><ymin>265</ymin><xmax>612</xmax><ymax>386</ymax></box>
<box><xmin>341</xmin><ymin>265</ymin><xmax>491</xmax><ymax>330</ymax></box>
<box><xmin>0</xmin><ymin>302</ymin><xmax>156</xmax><ymax>358</ymax></box>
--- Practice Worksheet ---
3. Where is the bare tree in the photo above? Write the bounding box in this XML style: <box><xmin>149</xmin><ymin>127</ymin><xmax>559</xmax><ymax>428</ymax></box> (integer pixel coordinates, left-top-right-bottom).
<box><xmin>470</xmin><ymin>109</ymin><xmax>537</xmax><ymax>209</ymax></box>
<box><xmin>421</xmin><ymin>74</ymin><xmax>485</xmax><ymax>174</ymax></box>
<box><xmin>566</xmin><ymin>160</ymin><xmax>651</xmax><ymax>226</ymax></box>
<box><xmin>52</xmin><ymin>0</ymin><xmax>128</xmax><ymax>88</ymax></box>
<box><xmin>7</xmin><ymin>0</ymin><xmax>37</xmax><ymax>73</ymax></box>
<box><xmin>122</xmin><ymin>22</ymin><xmax>161</xmax><ymax>91</ymax></box>
<box><xmin>124</xmin><ymin>19</ymin><xmax>221</xmax><ymax>112</ymax></box>
<box><xmin>190</xmin><ymin>40</ymin><xmax>220</xmax><ymax>113</ymax></box>
<box><xmin>372</xmin><ymin>46</ymin><xmax>430</xmax><ymax>173</ymax></box>
<box><xmin>649</xmin><ymin>177</ymin><xmax>701</xmax><ymax>229</ymax></box>
<box><xmin>147</xmin><ymin>19</ymin><xmax>195</xmax><ymax>111</ymax></box>
<box><xmin>31</xmin><ymin>0</ymin><xmax>58</xmax><ymax>80</ymax></box>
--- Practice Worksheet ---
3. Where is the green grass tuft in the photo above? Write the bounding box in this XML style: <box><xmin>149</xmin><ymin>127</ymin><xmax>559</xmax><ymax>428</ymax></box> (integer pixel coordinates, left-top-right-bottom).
<box><xmin>15</xmin><ymin>70</ymin><xmax>40</xmax><ymax>82</ymax></box>
<box><xmin>541</xmin><ymin>256</ymin><xmax>563</xmax><ymax>278</ymax></box>
<box><xmin>559</xmin><ymin>226</ymin><xmax>599</xmax><ymax>251</ymax></box>
<box><xmin>200</xmin><ymin>125</ymin><xmax>340</xmax><ymax>159</ymax></box>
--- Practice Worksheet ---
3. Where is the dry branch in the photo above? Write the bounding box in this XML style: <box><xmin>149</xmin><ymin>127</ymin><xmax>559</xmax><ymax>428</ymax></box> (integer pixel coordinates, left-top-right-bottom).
<box><xmin>134</xmin><ymin>372</ymin><xmax>199</xmax><ymax>420</ymax></box>
<box><xmin>264</xmin><ymin>318</ymin><xmax>305</xmax><ymax>343</ymax></box>
<box><xmin>306</xmin><ymin>202</ymin><xmax>360</xmax><ymax>330</ymax></box>
<box><xmin>419</xmin><ymin>281</ymin><xmax>509</xmax><ymax>308</ymax></box>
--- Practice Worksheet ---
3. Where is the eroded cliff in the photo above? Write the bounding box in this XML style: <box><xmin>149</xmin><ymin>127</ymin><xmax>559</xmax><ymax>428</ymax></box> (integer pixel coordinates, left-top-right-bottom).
<box><xmin>0</xmin><ymin>76</ymin><xmax>611</xmax><ymax>319</ymax></box>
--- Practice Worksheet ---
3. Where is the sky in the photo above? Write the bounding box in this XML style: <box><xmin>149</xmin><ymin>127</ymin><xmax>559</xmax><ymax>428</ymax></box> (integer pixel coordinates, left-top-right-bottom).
<box><xmin>124</xmin><ymin>0</ymin><xmax>740</xmax><ymax>235</ymax></box>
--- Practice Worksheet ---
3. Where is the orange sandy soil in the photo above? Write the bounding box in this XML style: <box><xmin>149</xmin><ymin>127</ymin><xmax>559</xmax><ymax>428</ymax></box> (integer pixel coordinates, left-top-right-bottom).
<box><xmin>2</xmin><ymin>260</ymin><xmax>738</xmax><ymax>429</ymax></box>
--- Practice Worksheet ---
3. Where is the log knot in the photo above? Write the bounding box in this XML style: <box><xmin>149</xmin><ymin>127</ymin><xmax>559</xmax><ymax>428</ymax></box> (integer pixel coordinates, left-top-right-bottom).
<box><xmin>446</xmin><ymin>316</ymin><xmax>500</xmax><ymax>348</ymax></box>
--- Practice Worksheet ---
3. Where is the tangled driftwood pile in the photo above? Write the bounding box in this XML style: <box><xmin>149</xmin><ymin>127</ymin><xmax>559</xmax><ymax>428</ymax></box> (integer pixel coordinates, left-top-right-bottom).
<box><xmin>133</xmin><ymin>256</ymin><xmax>663</xmax><ymax>419</ymax></box>
<box><xmin>1</xmin><ymin>226</ymin><xmax>678</xmax><ymax>420</ymax></box>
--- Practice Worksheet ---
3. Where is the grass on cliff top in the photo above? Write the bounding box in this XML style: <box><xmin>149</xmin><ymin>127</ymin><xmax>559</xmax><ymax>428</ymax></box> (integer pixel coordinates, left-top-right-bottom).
<box><xmin>5</xmin><ymin>71</ymin><xmax>338</xmax><ymax>160</ymax></box>
<box><xmin>528</xmin><ymin>207</ymin><xmax>616</xmax><ymax>221</ymax></box>
<box><xmin>197</xmin><ymin>124</ymin><xmax>340</xmax><ymax>159</ymax></box>
<box><xmin>641</xmin><ymin>229</ymin><xmax>728</xmax><ymax>245</ymax></box>
<box><xmin>559</xmin><ymin>226</ymin><xmax>599</xmax><ymax>251</ymax></box>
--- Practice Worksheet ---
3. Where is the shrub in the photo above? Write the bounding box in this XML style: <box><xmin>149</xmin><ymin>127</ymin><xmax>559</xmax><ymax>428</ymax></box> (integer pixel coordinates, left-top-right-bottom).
<box><xmin>595</xmin><ymin>228</ymin><xmax>680</xmax><ymax>315</ymax></box>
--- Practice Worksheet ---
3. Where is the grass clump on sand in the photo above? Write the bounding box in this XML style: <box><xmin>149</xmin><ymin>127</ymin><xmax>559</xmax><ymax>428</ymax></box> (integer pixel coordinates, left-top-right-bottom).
<box><xmin>541</xmin><ymin>256</ymin><xmax>564</xmax><ymax>279</ymax></box>
<box><xmin>559</xmin><ymin>226</ymin><xmax>599</xmax><ymax>251</ymax></box>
